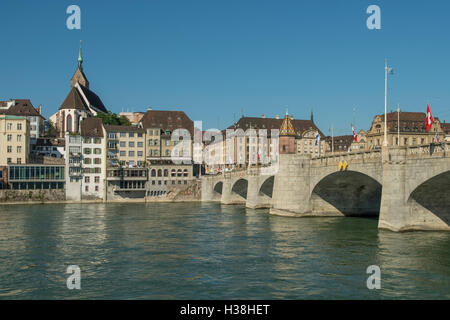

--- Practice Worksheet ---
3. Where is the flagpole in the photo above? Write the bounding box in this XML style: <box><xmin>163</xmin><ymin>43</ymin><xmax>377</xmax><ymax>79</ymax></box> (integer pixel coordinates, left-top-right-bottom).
<box><xmin>384</xmin><ymin>59</ymin><xmax>388</xmax><ymax>147</ymax></box>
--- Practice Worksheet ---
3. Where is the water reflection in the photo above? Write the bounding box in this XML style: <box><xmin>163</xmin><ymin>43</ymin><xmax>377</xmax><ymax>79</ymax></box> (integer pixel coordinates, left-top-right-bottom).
<box><xmin>0</xmin><ymin>203</ymin><xmax>448</xmax><ymax>299</ymax></box>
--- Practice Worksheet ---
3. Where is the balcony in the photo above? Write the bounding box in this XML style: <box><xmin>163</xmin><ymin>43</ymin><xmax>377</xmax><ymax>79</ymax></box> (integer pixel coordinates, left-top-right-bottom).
<box><xmin>69</xmin><ymin>152</ymin><xmax>81</xmax><ymax>158</ymax></box>
<box><xmin>69</xmin><ymin>170</ymin><xmax>82</xmax><ymax>177</ymax></box>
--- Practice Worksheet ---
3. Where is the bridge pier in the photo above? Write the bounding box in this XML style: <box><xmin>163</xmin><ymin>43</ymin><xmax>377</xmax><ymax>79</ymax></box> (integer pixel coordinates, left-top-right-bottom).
<box><xmin>379</xmin><ymin>146</ymin><xmax>450</xmax><ymax>231</ymax></box>
<box><xmin>246</xmin><ymin>174</ymin><xmax>271</xmax><ymax>209</ymax></box>
<box><xmin>201</xmin><ymin>177</ymin><xmax>215</xmax><ymax>202</ymax></box>
<box><xmin>270</xmin><ymin>154</ymin><xmax>312</xmax><ymax>216</ymax></box>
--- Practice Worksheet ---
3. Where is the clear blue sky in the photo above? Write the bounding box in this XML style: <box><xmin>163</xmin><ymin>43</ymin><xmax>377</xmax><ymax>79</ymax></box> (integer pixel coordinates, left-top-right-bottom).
<box><xmin>1</xmin><ymin>0</ymin><xmax>449</xmax><ymax>135</ymax></box>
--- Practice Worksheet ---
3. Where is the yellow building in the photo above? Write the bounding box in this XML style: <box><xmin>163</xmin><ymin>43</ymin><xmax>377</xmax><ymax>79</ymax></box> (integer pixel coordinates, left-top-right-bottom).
<box><xmin>366</xmin><ymin>111</ymin><xmax>445</xmax><ymax>148</ymax></box>
<box><xmin>105</xmin><ymin>125</ymin><xmax>146</xmax><ymax>167</ymax></box>
<box><xmin>0</xmin><ymin>115</ymin><xmax>30</xmax><ymax>165</ymax></box>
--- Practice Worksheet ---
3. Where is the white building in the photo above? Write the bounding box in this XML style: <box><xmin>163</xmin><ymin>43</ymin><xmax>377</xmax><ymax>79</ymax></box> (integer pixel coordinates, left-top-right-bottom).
<box><xmin>65</xmin><ymin>118</ymin><xmax>106</xmax><ymax>200</ymax></box>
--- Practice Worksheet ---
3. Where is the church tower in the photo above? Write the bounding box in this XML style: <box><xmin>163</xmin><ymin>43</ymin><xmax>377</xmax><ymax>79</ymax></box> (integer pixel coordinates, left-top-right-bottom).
<box><xmin>70</xmin><ymin>40</ymin><xmax>90</xmax><ymax>89</ymax></box>
<box><xmin>279</xmin><ymin>108</ymin><xmax>296</xmax><ymax>154</ymax></box>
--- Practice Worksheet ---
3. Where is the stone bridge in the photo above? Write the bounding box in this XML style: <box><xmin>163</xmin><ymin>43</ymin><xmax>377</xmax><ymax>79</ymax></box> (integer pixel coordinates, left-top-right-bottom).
<box><xmin>201</xmin><ymin>143</ymin><xmax>450</xmax><ymax>232</ymax></box>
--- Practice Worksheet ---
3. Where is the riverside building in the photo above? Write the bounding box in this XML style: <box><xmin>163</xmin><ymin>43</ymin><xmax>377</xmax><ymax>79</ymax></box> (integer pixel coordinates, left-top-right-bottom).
<box><xmin>0</xmin><ymin>115</ymin><xmax>30</xmax><ymax>166</ymax></box>
<box><xmin>65</xmin><ymin>118</ymin><xmax>106</xmax><ymax>200</ymax></box>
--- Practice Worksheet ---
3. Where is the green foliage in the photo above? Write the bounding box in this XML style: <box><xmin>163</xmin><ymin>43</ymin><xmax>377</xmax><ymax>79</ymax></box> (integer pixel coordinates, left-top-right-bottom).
<box><xmin>44</xmin><ymin>120</ymin><xmax>59</xmax><ymax>137</ymax></box>
<box><xmin>95</xmin><ymin>112</ymin><xmax>131</xmax><ymax>126</ymax></box>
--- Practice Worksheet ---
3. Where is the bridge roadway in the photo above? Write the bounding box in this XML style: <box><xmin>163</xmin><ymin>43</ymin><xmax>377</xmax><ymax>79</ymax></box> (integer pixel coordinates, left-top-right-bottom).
<box><xmin>201</xmin><ymin>143</ymin><xmax>450</xmax><ymax>232</ymax></box>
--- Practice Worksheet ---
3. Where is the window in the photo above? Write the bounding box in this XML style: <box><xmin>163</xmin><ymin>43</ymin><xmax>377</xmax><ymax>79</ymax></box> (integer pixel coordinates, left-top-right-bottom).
<box><xmin>137</xmin><ymin>142</ymin><xmax>143</xmax><ymax>148</ymax></box>
<box><xmin>129</xmin><ymin>132</ymin><xmax>134</xmax><ymax>138</ymax></box>
<box><xmin>95</xmin><ymin>176</ymin><xmax>100</xmax><ymax>183</ymax></box>
<box><xmin>7</xmin><ymin>123</ymin><xmax>12</xmax><ymax>130</ymax></box>
<box><xmin>157</xmin><ymin>169</ymin><xmax>162</xmax><ymax>177</ymax></box>
<box><xmin>138</xmin><ymin>133</ymin><xmax>143</xmax><ymax>138</ymax></box>
<box><xmin>120</xmin><ymin>151</ymin><xmax>126</xmax><ymax>157</ymax></box>
<box><xmin>7</xmin><ymin>146</ymin><xmax>12</xmax><ymax>153</ymax></box>
<box><xmin>137</xmin><ymin>151</ymin><xmax>143</xmax><ymax>157</ymax></box>
<box><xmin>17</xmin><ymin>158</ymin><xmax>21</xmax><ymax>164</ymax></box>
<box><xmin>17</xmin><ymin>123</ymin><xmax>22</xmax><ymax>130</ymax></box>
<box><xmin>85</xmin><ymin>186</ymin><xmax>89</xmax><ymax>192</ymax></box>
<box><xmin>85</xmin><ymin>176</ymin><xmax>90</xmax><ymax>183</ymax></box>
<box><xmin>17</xmin><ymin>135</ymin><xmax>22</xmax><ymax>142</ymax></box>
<box><xmin>120</xmin><ymin>132</ymin><xmax>126</xmax><ymax>137</ymax></box>
<box><xmin>120</xmin><ymin>141</ymin><xmax>126</xmax><ymax>147</ymax></box>
<box><xmin>94</xmin><ymin>158</ymin><xmax>101</xmax><ymax>164</ymax></box>
<box><xmin>165</xmin><ymin>150</ymin><xmax>170</xmax><ymax>156</ymax></box>
<box><xmin>129</xmin><ymin>141</ymin><xmax>135</xmax><ymax>147</ymax></box>
<box><xmin>7</xmin><ymin>158</ymin><xmax>11</xmax><ymax>164</ymax></box>
<box><xmin>129</xmin><ymin>151</ymin><xmax>135</xmax><ymax>157</ymax></box>
<box><xmin>17</xmin><ymin>146</ymin><xmax>22</xmax><ymax>153</ymax></box>
<box><xmin>95</xmin><ymin>186</ymin><xmax>99</xmax><ymax>192</ymax></box>
<box><xmin>7</xmin><ymin>134</ymin><xmax>12</xmax><ymax>142</ymax></box>
<box><xmin>148</xmin><ymin>139</ymin><xmax>153</xmax><ymax>146</ymax></box>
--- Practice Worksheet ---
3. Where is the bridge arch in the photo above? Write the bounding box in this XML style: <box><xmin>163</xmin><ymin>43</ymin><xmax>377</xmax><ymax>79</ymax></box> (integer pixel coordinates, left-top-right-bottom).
<box><xmin>259</xmin><ymin>176</ymin><xmax>274</xmax><ymax>198</ymax></box>
<box><xmin>407</xmin><ymin>170</ymin><xmax>450</xmax><ymax>227</ymax></box>
<box><xmin>311</xmin><ymin>170</ymin><xmax>382</xmax><ymax>217</ymax></box>
<box><xmin>232</xmin><ymin>178</ymin><xmax>248</xmax><ymax>199</ymax></box>
<box><xmin>213</xmin><ymin>181</ymin><xmax>223</xmax><ymax>195</ymax></box>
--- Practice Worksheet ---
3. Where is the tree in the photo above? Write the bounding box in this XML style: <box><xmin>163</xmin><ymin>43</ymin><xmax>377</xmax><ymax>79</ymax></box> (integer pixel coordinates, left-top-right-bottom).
<box><xmin>95</xmin><ymin>111</ymin><xmax>131</xmax><ymax>126</ymax></box>
<box><xmin>45</xmin><ymin>120</ymin><xmax>58</xmax><ymax>137</ymax></box>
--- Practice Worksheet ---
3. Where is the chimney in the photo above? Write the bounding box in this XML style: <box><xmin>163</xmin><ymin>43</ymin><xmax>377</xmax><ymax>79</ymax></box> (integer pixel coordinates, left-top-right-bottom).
<box><xmin>275</xmin><ymin>114</ymin><xmax>279</xmax><ymax>119</ymax></box>
<box><xmin>261</xmin><ymin>114</ymin><xmax>265</xmax><ymax>118</ymax></box>
<box><xmin>37</xmin><ymin>104</ymin><xmax>42</xmax><ymax>115</ymax></box>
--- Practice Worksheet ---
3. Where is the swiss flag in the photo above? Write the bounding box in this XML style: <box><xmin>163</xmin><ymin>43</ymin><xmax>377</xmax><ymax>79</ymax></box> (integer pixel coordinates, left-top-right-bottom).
<box><xmin>351</xmin><ymin>123</ymin><xmax>357</xmax><ymax>142</ymax></box>
<box><xmin>425</xmin><ymin>104</ymin><xmax>434</xmax><ymax>132</ymax></box>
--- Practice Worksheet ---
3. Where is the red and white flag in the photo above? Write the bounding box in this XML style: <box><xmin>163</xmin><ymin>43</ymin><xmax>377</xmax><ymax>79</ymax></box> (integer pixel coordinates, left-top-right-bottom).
<box><xmin>426</xmin><ymin>104</ymin><xmax>434</xmax><ymax>132</ymax></box>
<box><xmin>351</xmin><ymin>123</ymin><xmax>357</xmax><ymax>142</ymax></box>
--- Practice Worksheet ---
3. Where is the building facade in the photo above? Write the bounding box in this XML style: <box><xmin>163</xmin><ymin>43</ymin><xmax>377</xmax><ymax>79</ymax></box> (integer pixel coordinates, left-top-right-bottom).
<box><xmin>65</xmin><ymin>118</ymin><xmax>106</xmax><ymax>200</ymax></box>
<box><xmin>366</xmin><ymin>111</ymin><xmax>445</xmax><ymax>148</ymax></box>
<box><xmin>0</xmin><ymin>115</ymin><xmax>30</xmax><ymax>165</ymax></box>
<box><xmin>105</xmin><ymin>125</ymin><xmax>146</xmax><ymax>167</ymax></box>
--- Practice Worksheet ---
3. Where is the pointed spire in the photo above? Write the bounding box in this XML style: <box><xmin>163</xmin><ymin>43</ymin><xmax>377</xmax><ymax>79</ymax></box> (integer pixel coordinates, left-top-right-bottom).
<box><xmin>78</xmin><ymin>40</ymin><xmax>83</xmax><ymax>69</ymax></box>
<box><xmin>311</xmin><ymin>108</ymin><xmax>314</xmax><ymax>122</ymax></box>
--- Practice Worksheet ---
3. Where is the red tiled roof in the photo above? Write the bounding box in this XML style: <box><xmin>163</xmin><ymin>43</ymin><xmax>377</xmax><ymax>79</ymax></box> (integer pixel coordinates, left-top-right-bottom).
<box><xmin>227</xmin><ymin>116</ymin><xmax>325</xmax><ymax>138</ymax></box>
<box><xmin>4</xmin><ymin>99</ymin><xmax>44</xmax><ymax>119</ymax></box>
<box><xmin>80</xmin><ymin>118</ymin><xmax>104</xmax><ymax>137</ymax></box>
<box><xmin>141</xmin><ymin>110</ymin><xmax>194</xmax><ymax>135</ymax></box>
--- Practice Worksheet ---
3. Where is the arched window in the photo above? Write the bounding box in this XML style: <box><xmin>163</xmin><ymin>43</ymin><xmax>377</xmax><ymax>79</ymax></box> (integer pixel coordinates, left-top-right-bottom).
<box><xmin>164</xmin><ymin>169</ymin><xmax>168</xmax><ymax>177</ymax></box>
<box><xmin>171</xmin><ymin>169</ymin><xmax>176</xmax><ymax>177</ymax></box>
<box><xmin>157</xmin><ymin>169</ymin><xmax>162</xmax><ymax>177</ymax></box>
<box><xmin>183</xmin><ymin>169</ymin><xmax>188</xmax><ymax>177</ymax></box>
<box><xmin>151</xmin><ymin>169</ymin><xmax>156</xmax><ymax>177</ymax></box>
<box><xmin>66</xmin><ymin>114</ymin><xmax>72</xmax><ymax>132</ymax></box>
<box><xmin>177</xmin><ymin>169</ymin><xmax>182</xmax><ymax>177</ymax></box>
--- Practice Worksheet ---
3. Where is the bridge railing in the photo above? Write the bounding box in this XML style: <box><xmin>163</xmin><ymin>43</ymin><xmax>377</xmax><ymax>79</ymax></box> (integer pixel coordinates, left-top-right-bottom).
<box><xmin>406</xmin><ymin>142</ymin><xmax>450</xmax><ymax>159</ymax></box>
<box><xmin>311</xmin><ymin>149</ymin><xmax>381</xmax><ymax>167</ymax></box>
